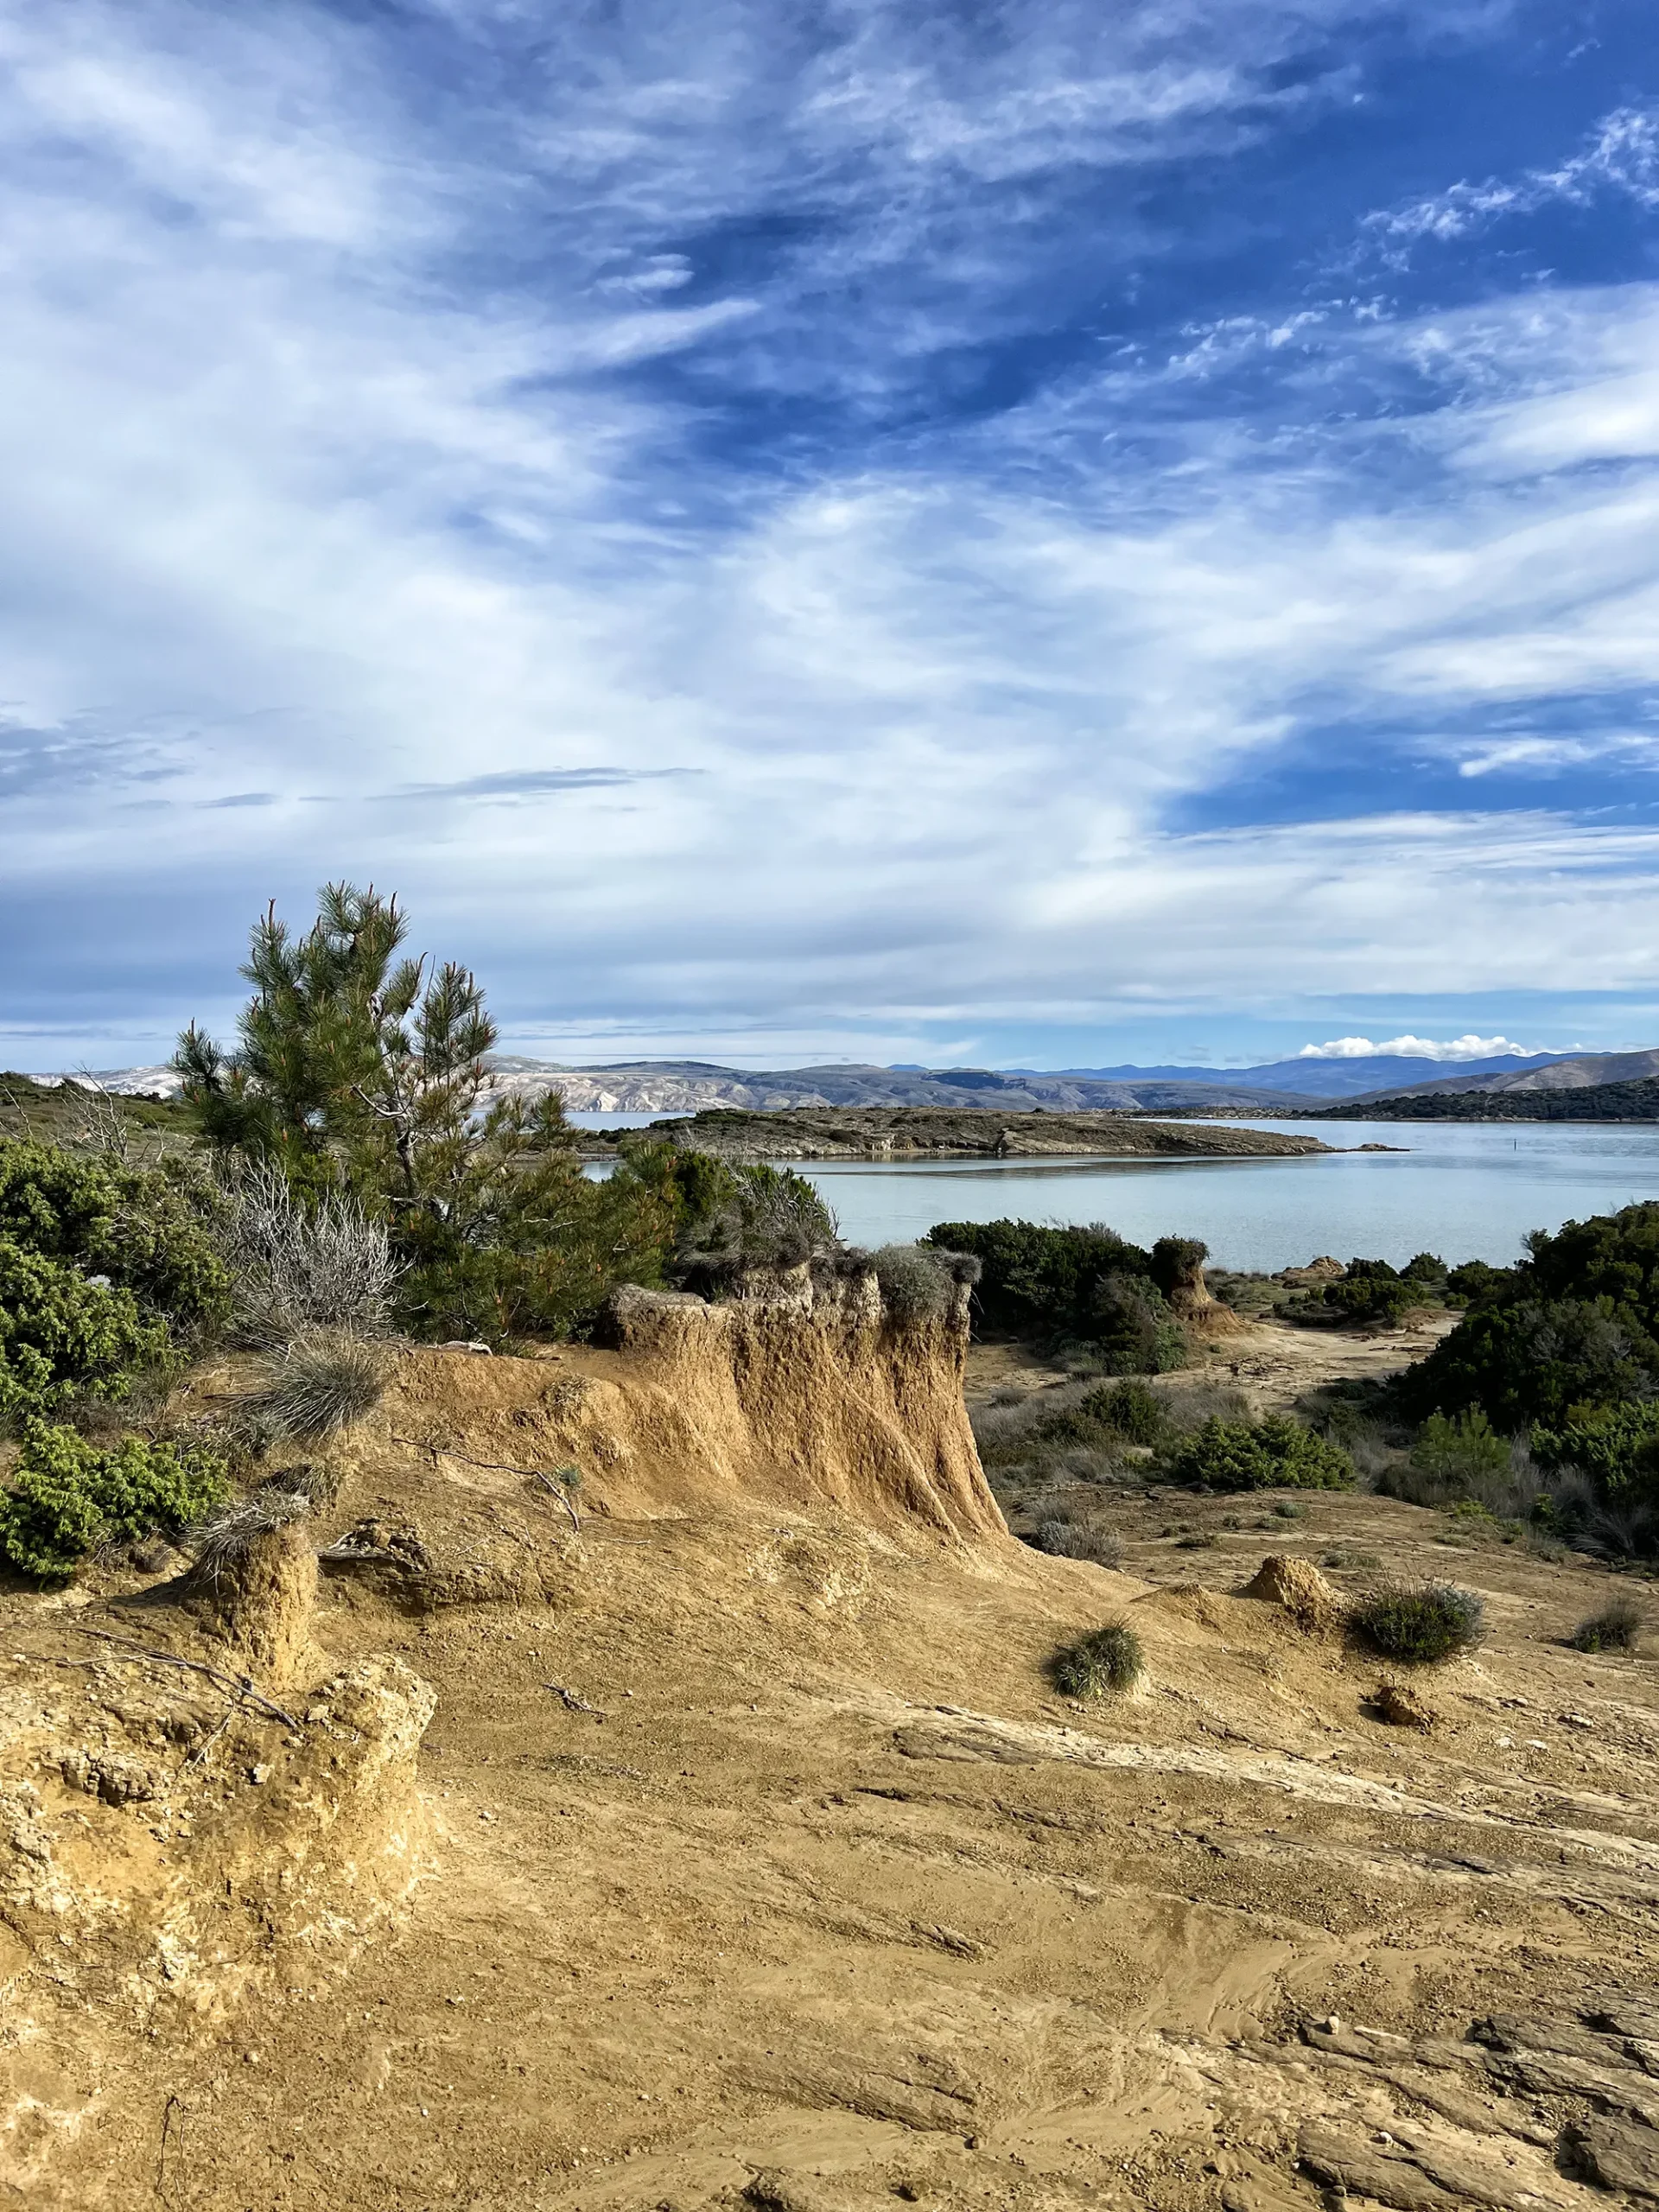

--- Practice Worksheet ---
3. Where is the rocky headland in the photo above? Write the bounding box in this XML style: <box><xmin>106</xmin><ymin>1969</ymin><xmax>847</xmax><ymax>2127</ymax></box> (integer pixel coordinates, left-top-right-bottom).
<box><xmin>578</xmin><ymin>1105</ymin><xmax>1332</xmax><ymax>1160</ymax></box>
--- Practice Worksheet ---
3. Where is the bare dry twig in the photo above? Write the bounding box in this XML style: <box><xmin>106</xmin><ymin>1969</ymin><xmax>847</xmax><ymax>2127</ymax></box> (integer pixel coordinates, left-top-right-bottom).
<box><xmin>391</xmin><ymin>1435</ymin><xmax>582</xmax><ymax>1534</ymax></box>
<box><xmin>66</xmin><ymin>1624</ymin><xmax>306</xmax><ymax>1730</ymax></box>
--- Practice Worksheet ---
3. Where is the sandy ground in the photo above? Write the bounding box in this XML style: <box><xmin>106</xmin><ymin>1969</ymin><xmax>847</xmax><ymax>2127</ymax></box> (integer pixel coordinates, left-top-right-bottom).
<box><xmin>13</xmin><ymin>1319</ymin><xmax>1659</xmax><ymax>2212</ymax></box>
<box><xmin>964</xmin><ymin>1310</ymin><xmax>1459</xmax><ymax>1421</ymax></box>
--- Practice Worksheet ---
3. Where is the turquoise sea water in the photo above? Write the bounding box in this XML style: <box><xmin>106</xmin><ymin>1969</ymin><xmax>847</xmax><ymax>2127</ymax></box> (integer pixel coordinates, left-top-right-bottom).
<box><xmin>772</xmin><ymin>1121</ymin><xmax>1659</xmax><ymax>1273</ymax></box>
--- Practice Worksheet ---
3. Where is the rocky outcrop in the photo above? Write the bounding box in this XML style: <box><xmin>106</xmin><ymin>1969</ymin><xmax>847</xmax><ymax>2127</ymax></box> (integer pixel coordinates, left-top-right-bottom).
<box><xmin>0</xmin><ymin>1638</ymin><xmax>433</xmax><ymax>2195</ymax></box>
<box><xmin>575</xmin><ymin>1106</ymin><xmax>1331</xmax><ymax>1161</ymax></box>
<box><xmin>388</xmin><ymin>1268</ymin><xmax>1006</xmax><ymax>1547</ymax></box>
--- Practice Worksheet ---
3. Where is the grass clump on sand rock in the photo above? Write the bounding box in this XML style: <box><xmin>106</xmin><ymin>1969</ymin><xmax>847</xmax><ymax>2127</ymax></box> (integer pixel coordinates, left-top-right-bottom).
<box><xmin>1569</xmin><ymin>1593</ymin><xmax>1645</xmax><ymax>1653</ymax></box>
<box><xmin>868</xmin><ymin>1243</ymin><xmax>976</xmax><ymax>1323</ymax></box>
<box><xmin>1351</xmin><ymin>1580</ymin><xmax>1484</xmax><ymax>1664</ymax></box>
<box><xmin>244</xmin><ymin>1330</ymin><xmax>390</xmax><ymax>1441</ymax></box>
<box><xmin>1051</xmin><ymin>1619</ymin><xmax>1145</xmax><ymax>1699</ymax></box>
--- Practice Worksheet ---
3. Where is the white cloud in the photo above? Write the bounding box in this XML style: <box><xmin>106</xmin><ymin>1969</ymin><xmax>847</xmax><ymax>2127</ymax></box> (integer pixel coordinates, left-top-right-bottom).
<box><xmin>5</xmin><ymin>3</ymin><xmax>1659</xmax><ymax>1059</ymax></box>
<box><xmin>1363</xmin><ymin>101</ymin><xmax>1659</xmax><ymax>264</ymax></box>
<box><xmin>1296</xmin><ymin>1033</ymin><xmax>1543</xmax><ymax>1061</ymax></box>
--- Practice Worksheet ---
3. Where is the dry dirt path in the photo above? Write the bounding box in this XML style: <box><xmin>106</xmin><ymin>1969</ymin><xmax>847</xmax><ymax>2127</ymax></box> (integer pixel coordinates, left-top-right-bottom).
<box><xmin>52</xmin><ymin>1491</ymin><xmax>1659</xmax><ymax>2212</ymax></box>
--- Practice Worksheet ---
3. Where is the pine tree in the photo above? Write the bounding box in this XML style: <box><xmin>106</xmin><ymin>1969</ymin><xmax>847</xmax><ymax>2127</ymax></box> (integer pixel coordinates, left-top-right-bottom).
<box><xmin>175</xmin><ymin>884</ymin><xmax>677</xmax><ymax>1339</ymax></box>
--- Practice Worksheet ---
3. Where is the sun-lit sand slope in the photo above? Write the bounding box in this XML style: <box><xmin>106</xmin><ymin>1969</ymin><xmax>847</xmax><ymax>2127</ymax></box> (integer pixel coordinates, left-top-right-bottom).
<box><xmin>3</xmin><ymin>1289</ymin><xmax>1657</xmax><ymax>2211</ymax></box>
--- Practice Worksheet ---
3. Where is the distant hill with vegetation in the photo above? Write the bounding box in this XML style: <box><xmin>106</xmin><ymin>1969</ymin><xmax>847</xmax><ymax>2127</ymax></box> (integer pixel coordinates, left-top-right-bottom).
<box><xmin>1300</xmin><ymin>1076</ymin><xmax>1659</xmax><ymax>1122</ymax></box>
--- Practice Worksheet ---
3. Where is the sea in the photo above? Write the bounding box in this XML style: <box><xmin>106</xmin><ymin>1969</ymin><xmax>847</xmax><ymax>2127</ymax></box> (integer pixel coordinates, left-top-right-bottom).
<box><xmin>569</xmin><ymin>1113</ymin><xmax>1659</xmax><ymax>1274</ymax></box>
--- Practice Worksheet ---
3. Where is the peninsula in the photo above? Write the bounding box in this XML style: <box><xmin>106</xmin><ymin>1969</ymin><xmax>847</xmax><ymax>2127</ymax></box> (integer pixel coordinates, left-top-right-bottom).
<box><xmin>578</xmin><ymin>1104</ymin><xmax>1332</xmax><ymax>1160</ymax></box>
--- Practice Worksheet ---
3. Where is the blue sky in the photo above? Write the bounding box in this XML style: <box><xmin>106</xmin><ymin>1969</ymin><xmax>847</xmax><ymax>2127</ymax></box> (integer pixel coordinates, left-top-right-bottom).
<box><xmin>4</xmin><ymin>0</ymin><xmax>1659</xmax><ymax>1071</ymax></box>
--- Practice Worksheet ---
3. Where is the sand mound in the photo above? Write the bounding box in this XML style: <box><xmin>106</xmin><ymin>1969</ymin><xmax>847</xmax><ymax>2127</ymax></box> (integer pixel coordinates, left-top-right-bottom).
<box><xmin>1371</xmin><ymin>1676</ymin><xmax>1439</xmax><ymax>1732</ymax></box>
<box><xmin>1242</xmin><ymin>1552</ymin><xmax>1347</xmax><ymax>1634</ymax></box>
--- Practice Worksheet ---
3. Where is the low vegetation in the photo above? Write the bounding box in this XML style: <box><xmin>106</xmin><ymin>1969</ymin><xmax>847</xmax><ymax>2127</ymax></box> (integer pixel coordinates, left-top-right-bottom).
<box><xmin>924</xmin><ymin>1218</ymin><xmax>1190</xmax><ymax>1372</ymax></box>
<box><xmin>1317</xmin><ymin>1254</ymin><xmax>1446</xmax><ymax>1327</ymax></box>
<box><xmin>0</xmin><ymin>1142</ymin><xmax>228</xmax><ymax>1419</ymax></box>
<box><xmin>1568</xmin><ymin>1595</ymin><xmax>1645</xmax><ymax>1654</ymax></box>
<box><xmin>0</xmin><ymin>1420</ymin><xmax>229</xmax><ymax>1584</ymax></box>
<box><xmin>1351</xmin><ymin>1581</ymin><xmax>1485</xmax><ymax>1664</ymax></box>
<box><xmin>1034</xmin><ymin>1514</ymin><xmax>1123</xmax><ymax>1567</ymax></box>
<box><xmin>868</xmin><ymin>1243</ymin><xmax>976</xmax><ymax>1322</ymax></box>
<box><xmin>242</xmin><ymin>1332</ymin><xmax>391</xmax><ymax>1442</ymax></box>
<box><xmin>1164</xmin><ymin>1414</ymin><xmax>1354</xmax><ymax>1492</ymax></box>
<box><xmin>1050</xmin><ymin>1620</ymin><xmax>1144</xmax><ymax>1698</ymax></box>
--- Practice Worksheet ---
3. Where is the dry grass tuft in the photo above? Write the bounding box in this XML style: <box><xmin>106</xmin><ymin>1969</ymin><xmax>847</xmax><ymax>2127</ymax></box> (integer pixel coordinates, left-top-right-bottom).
<box><xmin>220</xmin><ymin>1159</ymin><xmax>402</xmax><ymax>1348</ymax></box>
<box><xmin>1569</xmin><ymin>1592</ymin><xmax>1645</xmax><ymax>1653</ymax></box>
<box><xmin>185</xmin><ymin>1492</ymin><xmax>317</xmax><ymax>1684</ymax></box>
<box><xmin>1051</xmin><ymin>1618</ymin><xmax>1145</xmax><ymax>1699</ymax></box>
<box><xmin>242</xmin><ymin>1331</ymin><xmax>391</xmax><ymax>1441</ymax></box>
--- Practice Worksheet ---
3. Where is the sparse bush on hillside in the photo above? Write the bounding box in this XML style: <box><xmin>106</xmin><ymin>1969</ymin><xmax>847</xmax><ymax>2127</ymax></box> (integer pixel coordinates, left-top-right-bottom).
<box><xmin>1051</xmin><ymin>1620</ymin><xmax>1144</xmax><ymax>1698</ymax></box>
<box><xmin>1165</xmin><ymin>1414</ymin><xmax>1354</xmax><ymax>1493</ymax></box>
<box><xmin>242</xmin><ymin>1332</ymin><xmax>390</xmax><ymax>1441</ymax></box>
<box><xmin>0</xmin><ymin>1420</ymin><xmax>230</xmax><ymax>1584</ymax></box>
<box><xmin>1351</xmin><ymin>1581</ymin><xmax>1484</xmax><ymax>1664</ymax></box>
<box><xmin>869</xmin><ymin>1243</ymin><xmax>972</xmax><ymax>1323</ymax></box>
<box><xmin>1569</xmin><ymin>1595</ymin><xmax>1644</xmax><ymax>1653</ymax></box>
<box><xmin>219</xmin><ymin>1159</ymin><xmax>401</xmax><ymax>1346</ymax></box>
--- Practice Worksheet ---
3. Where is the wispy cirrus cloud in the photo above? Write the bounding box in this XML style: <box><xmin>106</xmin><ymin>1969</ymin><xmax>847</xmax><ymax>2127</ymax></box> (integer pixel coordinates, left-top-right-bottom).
<box><xmin>1360</xmin><ymin>101</ymin><xmax>1659</xmax><ymax>264</ymax></box>
<box><xmin>3</xmin><ymin>0</ymin><xmax>1659</xmax><ymax>1069</ymax></box>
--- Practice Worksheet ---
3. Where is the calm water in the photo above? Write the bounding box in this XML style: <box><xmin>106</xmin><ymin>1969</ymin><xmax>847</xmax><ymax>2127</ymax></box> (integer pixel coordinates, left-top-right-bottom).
<box><xmin>779</xmin><ymin>1122</ymin><xmax>1659</xmax><ymax>1273</ymax></box>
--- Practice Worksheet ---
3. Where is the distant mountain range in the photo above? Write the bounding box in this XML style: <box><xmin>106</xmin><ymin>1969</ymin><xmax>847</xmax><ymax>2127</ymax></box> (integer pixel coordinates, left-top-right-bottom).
<box><xmin>991</xmin><ymin>1052</ymin><xmax>1572</xmax><ymax>1099</ymax></box>
<box><xmin>34</xmin><ymin>1046</ymin><xmax>1615</xmax><ymax>1115</ymax></box>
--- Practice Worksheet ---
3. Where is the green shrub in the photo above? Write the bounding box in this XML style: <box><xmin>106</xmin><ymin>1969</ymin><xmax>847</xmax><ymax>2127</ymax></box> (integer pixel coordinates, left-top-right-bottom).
<box><xmin>1087</xmin><ymin>1379</ymin><xmax>1165</xmax><ymax>1446</ymax></box>
<box><xmin>0</xmin><ymin>1240</ymin><xmax>170</xmax><ymax>1420</ymax></box>
<box><xmin>1401</xmin><ymin>1203</ymin><xmax>1659</xmax><ymax>1431</ymax></box>
<box><xmin>1027</xmin><ymin>1378</ymin><xmax>1167</xmax><ymax>1454</ymax></box>
<box><xmin>1165</xmin><ymin>1414</ymin><xmax>1355</xmax><ymax>1492</ymax></box>
<box><xmin>1446</xmin><ymin>1259</ymin><xmax>1513</xmax><ymax>1307</ymax></box>
<box><xmin>1568</xmin><ymin>1595</ymin><xmax>1644</xmax><ymax>1653</ymax></box>
<box><xmin>1531</xmin><ymin>1400</ymin><xmax>1659</xmax><ymax>1503</ymax></box>
<box><xmin>925</xmin><ymin>1218</ymin><xmax>1185</xmax><ymax>1370</ymax></box>
<box><xmin>0</xmin><ymin>1142</ymin><xmax>228</xmax><ymax>1335</ymax></box>
<box><xmin>1321</xmin><ymin>1259</ymin><xmax>1439</xmax><ymax>1327</ymax></box>
<box><xmin>0</xmin><ymin>1142</ymin><xmax>231</xmax><ymax>1418</ymax></box>
<box><xmin>1051</xmin><ymin>1619</ymin><xmax>1144</xmax><ymax>1698</ymax></box>
<box><xmin>1351</xmin><ymin>1581</ymin><xmax>1484</xmax><ymax>1663</ymax></box>
<box><xmin>1409</xmin><ymin>1408</ymin><xmax>1511</xmax><ymax>1491</ymax></box>
<box><xmin>0</xmin><ymin>1421</ymin><xmax>230</xmax><ymax>1583</ymax></box>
